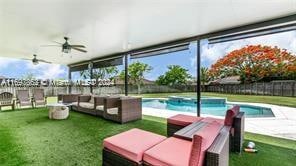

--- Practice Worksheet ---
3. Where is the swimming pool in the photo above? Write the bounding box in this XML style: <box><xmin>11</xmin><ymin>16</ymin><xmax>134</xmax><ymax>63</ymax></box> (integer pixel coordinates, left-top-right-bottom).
<box><xmin>142</xmin><ymin>97</ymin><xmax>274</xmax><ymax>118</ymax></box>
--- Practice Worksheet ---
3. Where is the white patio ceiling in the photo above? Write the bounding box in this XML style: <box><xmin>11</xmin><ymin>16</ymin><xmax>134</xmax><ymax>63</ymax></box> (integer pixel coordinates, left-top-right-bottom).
<box><xmin>0</xmin><ymin>0</ymin><xmax>296</xmax><ymax>65</ymax></box>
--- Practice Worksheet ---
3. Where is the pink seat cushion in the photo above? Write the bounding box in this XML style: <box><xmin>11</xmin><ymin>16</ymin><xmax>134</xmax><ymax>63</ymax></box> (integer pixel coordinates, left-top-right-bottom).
<box><xmin>224</xmin><ymin>105</ymin><xmax>240</xmax><ymax>126</ymax></box>
<box><xmin>143</xmin><ymin>137</ymin><xmax>192</xmax><ymax>166</ymax></box>
<box><xmin>189</xmin><ymin>121</ymin><xmax>223</xmax><ymax>166</ymax></box>
<box><xmin>168</xmin><ymin>114</ymin><xmax>203</xmax><ymax>126</ymax></box>
<box><xmin>201</xmin><ymin>117</ymin><xmax>224</xmax><ymax>125</ymax></box>
<box><xmin>103</xmin><ymin>128</ymin><xmax>166</xmax><ymax>163</ymax></box>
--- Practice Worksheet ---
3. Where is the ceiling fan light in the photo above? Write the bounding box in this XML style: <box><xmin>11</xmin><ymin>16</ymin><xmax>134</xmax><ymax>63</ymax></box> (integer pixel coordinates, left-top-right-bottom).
<box><xmin>33</xmin><ymin>61</ymin><xmax>39</xmax><ymax>65</ymax></box>
<box><xmin>62</xmin><ymin>47</ymin><xmax>70</xmax><ymax>53</ymax></box>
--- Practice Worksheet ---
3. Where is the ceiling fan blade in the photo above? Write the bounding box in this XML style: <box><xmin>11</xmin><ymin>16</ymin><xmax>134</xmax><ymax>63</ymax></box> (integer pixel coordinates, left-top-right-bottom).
<box><xmin>72</xmin><ymin>47</ymin><xmax>87</xmax><ymax>53</ymax></box>
<box><xmin>70</xmin><ymin>45</ymin><xmax>86</xmax><ymax>48</ymax></box>
<box><xmin>53</xmin><ymin>41</ymin><xmax>63</xmax><ymax>45</ymax></box>
<box><xmin>38</xmin><ymin>59</ymin><xmax>52</xmax><ymax>64</ymax></box>
<box><xmin>20</xmin><ymin>58</ymin><xmax>32</xmax><ymax>60</ymax></box>
<box><xmin>40</xmin><ymin>44</ymin><xmax>61</xmax><ymax>47</ymax></box>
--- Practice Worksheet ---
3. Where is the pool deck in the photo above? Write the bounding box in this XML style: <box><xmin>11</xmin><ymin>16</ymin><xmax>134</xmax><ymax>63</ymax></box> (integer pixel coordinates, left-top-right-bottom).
<box><xmin>143</xmin><ymin>101</ymin><xmax>296</xmax><ymax>140</ymax></box>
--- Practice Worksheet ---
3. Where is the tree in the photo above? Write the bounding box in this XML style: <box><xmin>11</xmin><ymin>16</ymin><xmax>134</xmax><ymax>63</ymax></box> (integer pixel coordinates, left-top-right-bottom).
<box><xmin>80</xmin><ymin>66</ymin><xmax>118</xmax><ymax>80</ymax></box>
<box><xmin>119</xmin><ymin>61</ymin><xmax>152</xmax><ymax>94</ymax></box>
<box><xmin>22</xmin><ymin>72</ymin><xmax>36</xmax><ymax>80</ymax></box>
<box><xmin>156</xmin><ymin>65</ymin><xmax>191</xmax><ymax>86</ymax></box>
<box><xmin>209</xmin><ymin>45</ymin><xmax>296</xmax><ymax>83</ymax></box>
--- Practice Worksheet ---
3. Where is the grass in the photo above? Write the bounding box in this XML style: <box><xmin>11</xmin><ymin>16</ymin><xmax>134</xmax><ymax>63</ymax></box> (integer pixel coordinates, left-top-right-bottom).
<box><xmin>1</xmin><ymin>108</ymin><xmax>295</xmax><ymax>166</ymax></box>
<box><xmin>133</xmin><ymin>92</ymin><xmax>296</xmax><ymax>108</ymax></box>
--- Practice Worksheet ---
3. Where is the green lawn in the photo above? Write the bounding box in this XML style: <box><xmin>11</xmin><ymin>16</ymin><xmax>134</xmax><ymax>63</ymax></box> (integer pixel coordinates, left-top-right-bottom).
<box><xmin>133</xmin><ymin>92</ymin><xmax>296</xmax><ymax>108</ymax></box>
<box><xmin>1</xmin><ymin>108</ymin><xmax>295</xmax><ymax>166</ymax></box>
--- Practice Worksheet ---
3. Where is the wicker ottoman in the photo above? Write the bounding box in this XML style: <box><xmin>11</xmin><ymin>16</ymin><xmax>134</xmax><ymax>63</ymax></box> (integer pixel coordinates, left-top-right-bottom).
<box><xmin>103</xmin><ymin>128</ymin><xmax>166</xmax><ymax>165</ymax></box>
<box><xmin>47</xmin><ymin>103</ymin><xmax>70</xmax><ymax>120</ymax></box>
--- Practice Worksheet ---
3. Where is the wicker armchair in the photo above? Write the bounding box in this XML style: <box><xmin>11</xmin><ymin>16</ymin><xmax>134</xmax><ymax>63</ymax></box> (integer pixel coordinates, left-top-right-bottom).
<box><xmin>0</xmin><ymin>92</ymin><xmax>15</xmax><ymax>110</ymax></box>
<box><xmin>16</xmin><ymin>90</ymin><xmax>33</xmax><ymax>108</ymax></box>
<box><xmin>32</xmin><ymin>89</ymin><xmax>47</xmax><ymax>107</ymax></box>
<box><xmin>103</xmin><ymin>97</ymin><xmax>142</xmax><ymax>124</ymax></box>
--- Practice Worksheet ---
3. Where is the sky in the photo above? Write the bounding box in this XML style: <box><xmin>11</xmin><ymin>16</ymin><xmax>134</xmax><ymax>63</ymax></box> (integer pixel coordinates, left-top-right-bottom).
<box><xmin>1</xmin><ymin>31</ymin><xmax>296</xmax><ymax>80</ymax></box>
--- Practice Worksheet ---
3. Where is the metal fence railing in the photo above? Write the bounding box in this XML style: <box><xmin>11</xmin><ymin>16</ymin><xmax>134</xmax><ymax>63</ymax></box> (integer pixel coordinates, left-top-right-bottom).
<box><xmin>1</xmin><ymin>82</ymin><xmax>294</xmax><ymax>97</ymax></box>
<box><xmin>205</xmin><ymin>81</ymin><xmax>296</xmax><ymax>97</ymax></box>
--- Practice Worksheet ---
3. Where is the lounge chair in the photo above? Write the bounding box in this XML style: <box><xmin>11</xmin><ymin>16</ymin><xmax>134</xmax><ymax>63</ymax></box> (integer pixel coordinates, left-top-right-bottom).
<box><xmin>16</xmin><ymin>90</ymin><xmax>33</xmax><ymax>108</ymax></box>
<box><xmin>0</xmin><ymin>92</ymin><xmax>15</xmax><ymax>110</ymax></box>
<box><xmin>103</xmin><ymin>121</ymin><xmax>229</xmax><ymax>166</ymax></box>
<box><xmin>103</xmin><ymin>97</ymin><xmax>142</xmax><ymax>124</ymax></box>
<box><xmin>32</xmin><ymin>89</ymin><xmax>47</xmax><ymax>107</ymax></box>
<box><xmin>167</xmin><ymin>106</ymin><xmax>244</xmax><ymax>153</ymax></box>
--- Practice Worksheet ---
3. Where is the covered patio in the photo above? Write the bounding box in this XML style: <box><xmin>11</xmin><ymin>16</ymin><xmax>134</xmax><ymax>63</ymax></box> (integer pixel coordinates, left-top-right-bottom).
<box><xmin>1</xmin><ymin>0</ymin><xmax>296</xmax><ymax>166</ymax></box>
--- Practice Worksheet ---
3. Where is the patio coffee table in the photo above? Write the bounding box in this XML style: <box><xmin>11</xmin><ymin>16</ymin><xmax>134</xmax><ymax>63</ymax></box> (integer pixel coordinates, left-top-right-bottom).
<box><xmin>174</xmin><ymin>121</ymin><xmax>231</xmax><ymax>141</ymax></box>
<box><xmin>47</xmin><ymin>103</ymin><xmax>72</xmax><ymax>120</ymax></box>
<box><xmin>173</xmin><ymin>121</ymin><xmax>209</xmax><ymax>141</ymax></box>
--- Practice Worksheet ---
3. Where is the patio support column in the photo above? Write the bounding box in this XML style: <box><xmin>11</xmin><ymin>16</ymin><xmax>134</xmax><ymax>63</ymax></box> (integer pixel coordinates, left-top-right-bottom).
<box><xmin>196</xmin><ymin>40</ymin><xmax>201</xmax><ymax>117</ymax></box>
<box><xmin>124</xmin><ymin>54</ymin><xmax>129</xmax><ymax>96</ymax></box>
<box><xmin>90</xmin><ymin>63</ymin><xmax>93</xmax><ymax>94</ymax></box>
<box><xmin>68</xmin><ymin>67</ymin><xmax>72</xmax><ymax>94</ymax></box>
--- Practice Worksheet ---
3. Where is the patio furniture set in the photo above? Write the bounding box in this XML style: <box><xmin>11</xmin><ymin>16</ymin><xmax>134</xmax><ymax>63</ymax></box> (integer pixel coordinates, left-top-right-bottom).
<box><xmin>102</xmin><ymin>106</ymin><xmax>244</xmax><ymax>166</ymax></box>
<box><xmin>2</xmin><ymin>90</ymin><xmax>244</xmax><ymax>165</ymax></box>
<box><xmin>0</xmin><ymin>89</ymin><xmax>47</xmax><ymax>110</ymax></box>
<box><xmin>58</xmin><ymin>94</ymin><xmax>142</xmax><ymax>124</ymax></box>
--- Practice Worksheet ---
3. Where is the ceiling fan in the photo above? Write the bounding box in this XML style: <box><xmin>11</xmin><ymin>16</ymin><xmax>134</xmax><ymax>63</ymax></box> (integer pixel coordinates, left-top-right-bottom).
<box><xmin>42</xmin><ymin>37</ymin><xmax>87</xmax><ymax>53</ymax></box>
<box><xmin>22</xmin><ymin>54</ymin><xmax>51</xmax><ymax>65</ymax></box>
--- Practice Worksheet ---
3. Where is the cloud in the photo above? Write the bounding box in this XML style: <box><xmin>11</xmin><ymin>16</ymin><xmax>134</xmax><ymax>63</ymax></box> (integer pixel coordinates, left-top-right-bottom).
<box><xmin>200</xmin><ymin>41</ymin><xmax>230</xmax><ymax>67</ymax></box>
<box><xmin>25</xmin><ymin>62</ymin><xmax>67</xmax><ymax>79</ymax></box>
<box><xmin>190</xmin><ymin>56</ymin><xmax>196</xmax><ymax>69</ymax></box>
<box><xmin>0</xmin><ymin>57</ymin><xmax>20</xmax><ymax>69</ymax></box>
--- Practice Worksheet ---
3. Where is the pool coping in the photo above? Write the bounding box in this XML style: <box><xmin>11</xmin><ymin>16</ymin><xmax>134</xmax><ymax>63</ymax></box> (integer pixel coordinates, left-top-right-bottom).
<box><xmin>142</xmin><ymin>98</ymin><xmax>296</xmax><ymax>140</ymax></box>
<box><xmin>142</xmin><ymin>97</ymin><xmax>290</xmax><ymax>119</ymax></box>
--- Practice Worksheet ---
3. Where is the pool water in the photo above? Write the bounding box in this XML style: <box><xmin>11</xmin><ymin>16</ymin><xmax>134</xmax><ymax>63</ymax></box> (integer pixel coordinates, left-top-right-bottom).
<box><xmin>142</xmin><ymin>99</ymin><xmax>274</xmax><ymax>117</ymax></box>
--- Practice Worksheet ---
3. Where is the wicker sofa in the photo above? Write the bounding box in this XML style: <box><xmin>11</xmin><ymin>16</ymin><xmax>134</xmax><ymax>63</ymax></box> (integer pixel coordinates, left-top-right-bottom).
<box><xmin>58</xmin><ymin>94</ymin><xmax>142</xmax><ymax>124</ymax></box>
<box><xmin>58</xmin><ymin>94</ymin><xmax>80</xmax><ymax>110</ymax></box>
<box><xmin>76</xmin><ymin>95</ymin><xmax>108</xmax><ymax>116</ymax></box>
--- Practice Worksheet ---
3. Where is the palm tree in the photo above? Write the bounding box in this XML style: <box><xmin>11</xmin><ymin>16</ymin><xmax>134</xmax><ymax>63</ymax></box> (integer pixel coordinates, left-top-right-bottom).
<box><xmin>200</xmin><ymin>67</ymin><xmax>209</xmax><ymax>91</ymax></box>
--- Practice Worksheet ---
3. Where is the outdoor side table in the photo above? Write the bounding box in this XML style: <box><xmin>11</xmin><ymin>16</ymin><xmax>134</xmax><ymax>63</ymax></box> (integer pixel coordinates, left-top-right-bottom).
<box><xmin>47</xmin><ymin>103</ymin><xmax>71</xmax><ymax>120</ymax></box>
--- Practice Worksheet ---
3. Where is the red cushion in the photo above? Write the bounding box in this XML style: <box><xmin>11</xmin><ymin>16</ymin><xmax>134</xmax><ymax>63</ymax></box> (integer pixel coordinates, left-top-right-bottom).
<box><xmin>103</xmin><ymin>128</ymin><xmax>166</xmax><ymax>163</ymax></box>
<box><xmin>224</xmin><ymin>105</ymin><xmax>240</xmax><ymax>126</ymax></box>
<box><xmin>189</xmin><ymin>121</ymin><xmax>223</xmax><ymax>166</ymax></box>
<box><xmin>143</xmin><ymin>137</ymin><xmax>192</xmax><ymax>166</ymax></box>
<box><xmin>167</xmin><ymin>114</ymin><xmax>203</xmax><ymax>126</ymax></box>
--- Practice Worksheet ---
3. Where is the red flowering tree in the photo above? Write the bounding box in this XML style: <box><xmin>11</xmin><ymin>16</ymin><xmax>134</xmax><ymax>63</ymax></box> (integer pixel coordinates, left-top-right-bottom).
<box><xmin>209</xmin><ymin>45</ymin><xmax>296</xmax><ymax>83</ymax></box>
